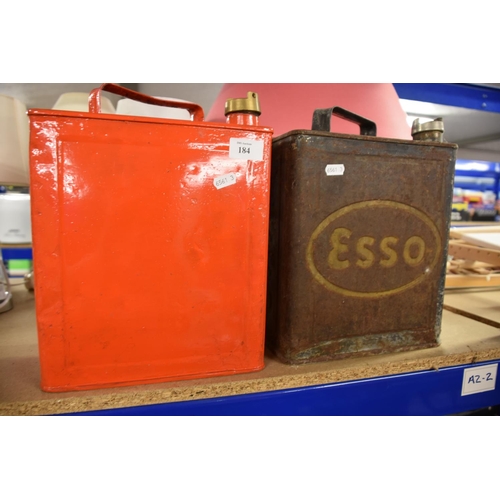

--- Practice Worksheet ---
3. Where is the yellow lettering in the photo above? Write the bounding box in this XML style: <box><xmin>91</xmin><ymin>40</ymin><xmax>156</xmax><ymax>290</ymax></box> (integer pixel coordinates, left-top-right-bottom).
<box><xmin>404</xmin><ymin>236</ymin><xmax>425</xmax><ymax>266</ymax></box>
<box><xmin>328</xmin><ymin>227</ymin><xmax>351</xmax><ymax>270</ymax></box>
<box><xmin>356</xmin><ymin>236</ymin><xmax>375</xmax><ymax>269</ymax></box>
<box><xmin>380</xmin><ymin>236</ymin><xmax>399</xmax><ymax>268</ymax></box>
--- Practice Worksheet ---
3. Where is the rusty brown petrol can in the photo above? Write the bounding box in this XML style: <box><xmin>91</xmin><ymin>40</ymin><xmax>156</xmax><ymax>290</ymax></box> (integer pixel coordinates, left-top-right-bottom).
<box><xmin>266</xmin><ymin>107</ymin><xmax>457</xmax><ymax>364</ymax></box>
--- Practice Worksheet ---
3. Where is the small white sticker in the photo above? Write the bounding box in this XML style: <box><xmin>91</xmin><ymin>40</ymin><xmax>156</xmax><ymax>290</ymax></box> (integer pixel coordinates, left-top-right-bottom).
<box><xmin>213</xmin><ymin>173</ymin><xmax>237</xmax><ymax>190</ymax></box>
<box><xmin>325</xmin><ymin>164</ymin><xmax>345</xmax><ymax>176</ymax></box>
<box><xmin>229</xmin><ymin>138</ymin><xmax>264</xmax><ymax>161</ymax></box>
<box><xmin>461</xmin><ymin>363</ymin><xmax>498</xmax><ymax>396</ymax></box>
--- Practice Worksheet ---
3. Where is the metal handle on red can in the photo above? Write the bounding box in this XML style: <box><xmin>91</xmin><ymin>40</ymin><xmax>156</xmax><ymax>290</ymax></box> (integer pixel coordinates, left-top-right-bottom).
<box><xmin>312</xmin><ymin>106</ymin><xmax>376</xmax><ymax>136</ymax></box>
<box><xmin>88</xmin><ymin>83</ymin><xmax>205</xmax><ymax>121</ymax></box>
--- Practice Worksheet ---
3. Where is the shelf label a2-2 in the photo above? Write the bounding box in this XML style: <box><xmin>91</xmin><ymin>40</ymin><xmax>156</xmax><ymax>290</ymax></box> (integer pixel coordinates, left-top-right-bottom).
<box><xmin>461</xmin><ymin>363</ymin><xmax>498</xmax><ymax>396</ymax></box>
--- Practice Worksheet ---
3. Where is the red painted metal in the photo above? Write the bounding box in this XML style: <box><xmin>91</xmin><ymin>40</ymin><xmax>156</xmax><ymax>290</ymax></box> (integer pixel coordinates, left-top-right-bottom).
<box><xmin>28</xmin><ymin>84</ymin><xmax>273</xmax><ymax>392</ymax></box>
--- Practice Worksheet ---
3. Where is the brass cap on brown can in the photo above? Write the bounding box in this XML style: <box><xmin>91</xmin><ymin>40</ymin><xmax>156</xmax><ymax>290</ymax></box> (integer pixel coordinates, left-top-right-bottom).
<box><xmin>411</xmin><ymin>117</ymin><xmax>445</xmax><ymax>142</ymax></box>
<box><xmin>225</xmin><ymin>92</ymin><xmax>261</xmax><ymax>116</ymax></box>
<box><xmin>411</xmin><ymin>117</ymin><xmax>444</xmax><ymax>136</ymax></box>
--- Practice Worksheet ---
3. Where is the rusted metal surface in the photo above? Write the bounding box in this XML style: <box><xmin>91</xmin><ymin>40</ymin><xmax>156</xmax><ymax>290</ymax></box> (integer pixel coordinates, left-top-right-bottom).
<box><xmin>266</xmin><ymin>107</ymin><xmax>458</xmax><ymax>364</ymax></box>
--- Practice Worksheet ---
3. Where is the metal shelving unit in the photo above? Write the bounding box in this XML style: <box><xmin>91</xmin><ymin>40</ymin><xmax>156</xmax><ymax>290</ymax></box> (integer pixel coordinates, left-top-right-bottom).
<box><xmin>64</xmin><ymin>360</ymin><xmax>500</xmax><ymax>416</ymax></box>
<box><xmin>63</xmin><ymin>83</ymin><xmax>500</xmax><ymax>416</ymax></box>
<box><xmin>393</xmin><ymin>83</ymin><xmax>500</xmax><ymax>113</ymax></box>
<box><xmin>3</xmin><ymin>83</ymin><xmax>500</xmax><ymax>416</ymax></box>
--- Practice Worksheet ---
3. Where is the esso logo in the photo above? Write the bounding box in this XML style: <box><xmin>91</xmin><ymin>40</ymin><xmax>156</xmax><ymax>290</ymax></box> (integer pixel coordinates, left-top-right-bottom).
<box><xmin>306</xmin><ymin>200</ymin><xmax>442</xmax><ymax>298</ymax></box>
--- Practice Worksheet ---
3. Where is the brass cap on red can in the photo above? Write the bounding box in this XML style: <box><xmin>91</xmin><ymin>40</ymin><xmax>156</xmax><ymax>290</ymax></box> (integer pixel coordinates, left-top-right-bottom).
<box><xmin>225</xmin><ymin>92</ymin><xmax>261</xmax><ymax>116</ymax></box>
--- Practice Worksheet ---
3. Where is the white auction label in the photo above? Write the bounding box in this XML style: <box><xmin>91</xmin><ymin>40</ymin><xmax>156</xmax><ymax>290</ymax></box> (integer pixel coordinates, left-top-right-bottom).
<box><xmin>325</xmin><ymin>164</ymin><xmax>345</xmax><ymax>176</ymax></box>
<box><xmin>229</xmin><ymin>138</ymin><xmax>264</xmax><ymax>161</ymax></box>
<box><xmin>461</xmin><ymin>363</ymin><xmax>498</xmax><ymax>396</ymax></box>
<box><xmin>213</xmin><ymin>173</ymin><xmax>237</xmax><ymax>190</ymax></box>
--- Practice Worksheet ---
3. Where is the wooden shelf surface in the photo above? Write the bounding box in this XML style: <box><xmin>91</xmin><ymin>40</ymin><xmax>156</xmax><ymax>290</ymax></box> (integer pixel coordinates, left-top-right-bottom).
<box><xmin>2</xmin><ymin>283</ymin><xmax>500</xmax><ymax>416</ymax></box>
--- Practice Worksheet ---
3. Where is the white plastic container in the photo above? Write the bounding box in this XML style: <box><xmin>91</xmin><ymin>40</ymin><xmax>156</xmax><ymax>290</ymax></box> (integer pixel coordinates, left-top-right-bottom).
<box><xmin>0</xmin><ymin>192</ymin><xmax>32</xmax><ymax>243</ymax></box>
<box><xmin>53</xmin><ymin>92</ymin><xmax>116</xmax><ymax>113</ymax></box>
<box><xmin>0</xmin><ymin>94</ymin><xmax>30</xmax><ymax>186</ymax></box>
<box><xmin>116</xmin><ymin>96</ymin><xmax>191</xmax><ymax>119</ymax></box>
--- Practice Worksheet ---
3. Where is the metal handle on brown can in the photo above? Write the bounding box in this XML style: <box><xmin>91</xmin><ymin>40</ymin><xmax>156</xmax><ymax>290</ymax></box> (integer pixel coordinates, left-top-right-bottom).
<box><xmin>88</xmin><ymin>83</ymin><xmax>205</xmax><ymax>121</ymax></box>
<box><xmin>312</xmin><ymin>106</ymin><xmax>376</xmax><ymax>136</ymax></box>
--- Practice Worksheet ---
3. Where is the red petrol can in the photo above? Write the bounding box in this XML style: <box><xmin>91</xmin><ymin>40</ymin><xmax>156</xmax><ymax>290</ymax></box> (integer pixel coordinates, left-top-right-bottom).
<box><xmin>28</xmin><ymin>84</ymin><xmax>273</xmax><ymax>392</ymax></box>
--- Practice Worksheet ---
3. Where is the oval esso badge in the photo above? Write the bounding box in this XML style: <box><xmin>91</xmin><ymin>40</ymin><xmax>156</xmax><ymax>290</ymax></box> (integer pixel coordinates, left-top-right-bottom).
<box><xmin>306</xmin><ymin>200</ymin><xmax>442</xmax><ymax>298</ymax></box>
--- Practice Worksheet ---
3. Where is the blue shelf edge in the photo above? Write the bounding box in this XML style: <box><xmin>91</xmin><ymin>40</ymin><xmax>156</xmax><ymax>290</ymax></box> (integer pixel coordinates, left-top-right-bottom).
<box><xmin>1</xmin><ymin>247</ymin><xmax>33</xmax><ymax>261</ymax></box>
<box><xmin>61</xmin><ymin>359</ymin><xmax>500</xmax><ymax>416</ymax></box>
<box><xmin>394</xmin><ymin>83</ymin><xmax>500</xmax><ymax>114</ymax></box>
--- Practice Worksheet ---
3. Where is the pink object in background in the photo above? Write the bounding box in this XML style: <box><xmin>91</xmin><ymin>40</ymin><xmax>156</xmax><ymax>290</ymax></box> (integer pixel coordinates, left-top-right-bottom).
<box><xmin>207</xmin><ymin>83</ymin><xmax>411</xmax><ymax>140</ymax></box>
